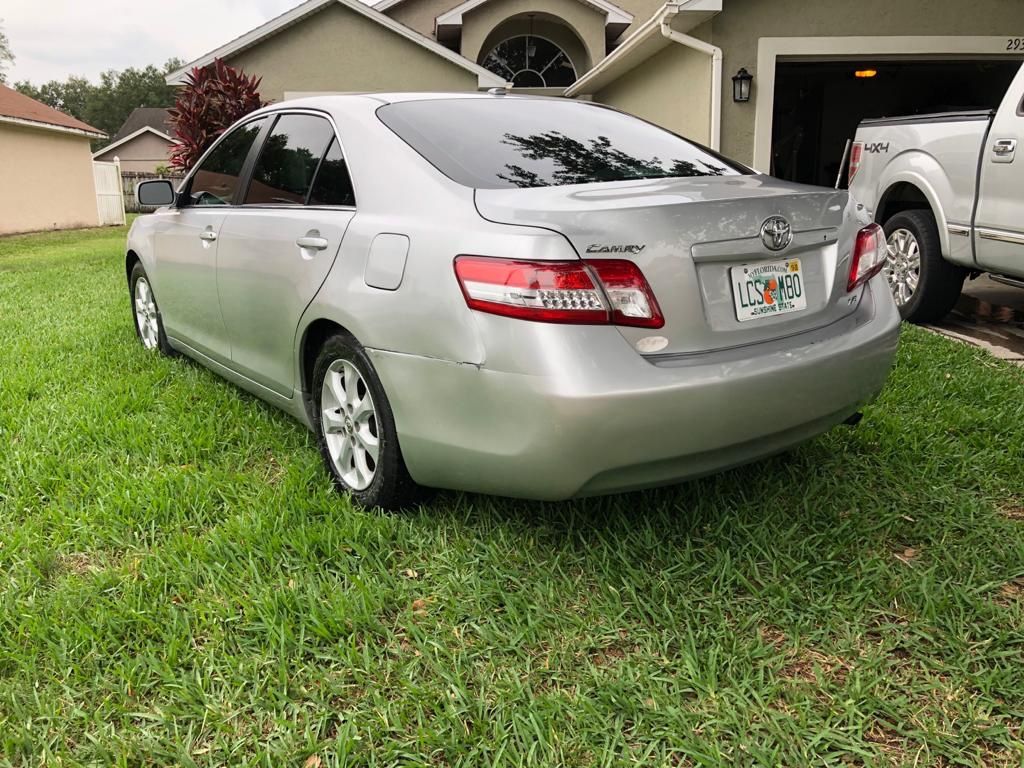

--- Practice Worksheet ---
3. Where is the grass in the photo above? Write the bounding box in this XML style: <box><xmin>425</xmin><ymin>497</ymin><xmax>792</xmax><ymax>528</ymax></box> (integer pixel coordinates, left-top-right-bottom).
<box><xmin>1</xmin><ymin>222</ymin><xmax>1023</xmax><ymax>767</ymax></box>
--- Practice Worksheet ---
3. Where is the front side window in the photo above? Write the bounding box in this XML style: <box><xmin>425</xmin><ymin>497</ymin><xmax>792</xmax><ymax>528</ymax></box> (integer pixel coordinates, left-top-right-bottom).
<box><xmin>188</xmin><ymin>119</ymin><xmax>267</xmax><ymax>206</ymax></box>
<box><xmin>245</xmin><ymin>114</ymin><xmax>335</xmax><ymax>205</ymax></box>
<box><xmin>377</xmin><ymin>99</ymin><xmax>748</xmax><ymax>190</ymax></box>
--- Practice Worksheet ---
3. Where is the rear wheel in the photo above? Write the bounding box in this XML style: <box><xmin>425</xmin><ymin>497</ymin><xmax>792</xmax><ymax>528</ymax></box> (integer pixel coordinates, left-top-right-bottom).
<box><xmin>312</xmin><ymin>333</ymin><xmax>421</xmax><ymax>510</ymax></box>
<box><xmin>882</xmin><ymin>209</ymin><xmax>965</xmax><ymax>323</ymax></box>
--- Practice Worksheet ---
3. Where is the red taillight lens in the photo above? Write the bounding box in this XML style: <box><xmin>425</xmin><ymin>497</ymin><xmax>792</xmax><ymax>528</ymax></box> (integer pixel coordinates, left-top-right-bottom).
<box><xmin>848</xmin><ymin>223</ymin><xmax>886</xmax><ymax>292</ymax></box>
<box><xmin>584</xmin><ymin>259</ymin><xmax>664</xmax><ymax>328</ymax></box>
<box><xmin>848</xmin><ymin>142</ymin><xmax>863</xmax><ymax>183</ymax></box>
<box><xmin>453</xmin><ymin>256</ymin><xmax>663</xmax><ymax>328</ymax></box>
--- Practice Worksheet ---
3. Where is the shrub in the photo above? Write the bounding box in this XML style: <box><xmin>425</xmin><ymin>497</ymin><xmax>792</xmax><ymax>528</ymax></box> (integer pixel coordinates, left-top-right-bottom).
<box><xmin>168</xmin><ymin>59</ymin><xmax>265</xmax><ymax>171</ymax></box>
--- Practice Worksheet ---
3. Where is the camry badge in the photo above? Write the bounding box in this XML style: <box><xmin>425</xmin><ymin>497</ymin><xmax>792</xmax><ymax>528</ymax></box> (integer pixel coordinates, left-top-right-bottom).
<box><xmin>586</xmin><ymin>244</ymin><xmax>646</xmax><ymax>254</ymax></box>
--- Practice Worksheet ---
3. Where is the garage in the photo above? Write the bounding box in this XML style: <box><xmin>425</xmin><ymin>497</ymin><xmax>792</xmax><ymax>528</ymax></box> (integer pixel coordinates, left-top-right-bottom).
<box><xmin>770</xmin><ymin>58</ymin><xmax>1022</xmax><ymax>186</ymax></box>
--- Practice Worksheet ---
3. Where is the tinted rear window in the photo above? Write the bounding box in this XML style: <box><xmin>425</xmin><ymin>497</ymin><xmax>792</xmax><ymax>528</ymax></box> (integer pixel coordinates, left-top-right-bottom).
<box><xmin>377</xmin><ymin>98</ymin><xmax>747</xmax><ymax>189</ymax></box>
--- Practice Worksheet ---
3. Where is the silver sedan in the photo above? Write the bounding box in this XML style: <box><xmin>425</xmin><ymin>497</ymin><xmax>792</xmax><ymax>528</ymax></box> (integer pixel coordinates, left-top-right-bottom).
<box><xmin>129</xmin><ymin>93</ymin><xmax>899</xmax><ymax>508</ymax></box>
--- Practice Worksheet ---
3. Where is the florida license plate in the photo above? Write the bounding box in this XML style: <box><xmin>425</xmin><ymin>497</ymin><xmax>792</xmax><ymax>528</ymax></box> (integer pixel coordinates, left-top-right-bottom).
<box><xmin>731</xmin><ymin>258</ymin><xmax>806</xmax><ymax>322</ymax></box>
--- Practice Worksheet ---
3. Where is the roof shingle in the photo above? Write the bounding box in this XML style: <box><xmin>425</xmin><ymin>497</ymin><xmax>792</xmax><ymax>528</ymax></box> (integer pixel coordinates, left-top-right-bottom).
<box><xmin>0</xmin><ymin>83</ymin><xmax>106</xmax><ymax>137</ymax></box>
<box><xmin>111</xmin><ymin>107</ymin><xmax>174</xmax><ymax>143</ymax></box>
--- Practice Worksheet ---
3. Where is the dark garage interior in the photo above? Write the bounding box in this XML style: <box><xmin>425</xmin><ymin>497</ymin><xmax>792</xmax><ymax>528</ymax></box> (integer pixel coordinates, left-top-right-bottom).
<box><xmin>770</xmin><ymin>59</ymin><xmax>1022</xmax><ymax>187</ymax></box>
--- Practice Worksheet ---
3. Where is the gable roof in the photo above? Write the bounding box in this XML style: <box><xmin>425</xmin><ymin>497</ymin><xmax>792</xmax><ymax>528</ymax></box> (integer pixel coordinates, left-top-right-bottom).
<box><xmin>0</xmin><ymin>83</ymin><xmax>106</xmax><ymax>139</ymax></box>
<box><xmin>92</xmin><ymin>125</ymin><xmax>175</xmax><ymax>160</ymax></box>
<box><xmin>166</xmin><ymin>0</ymin><xmax>508</xmax><ymax>90</ymax></box>
<box><xmin>433</xmin><ymin>0</ymin><xmax>632</xmax><ymax>28</ymax></box>
<box><xmin>111</xmin><ymin>107</ymin><xmax>173</xmax><ymax>143</ymax></box>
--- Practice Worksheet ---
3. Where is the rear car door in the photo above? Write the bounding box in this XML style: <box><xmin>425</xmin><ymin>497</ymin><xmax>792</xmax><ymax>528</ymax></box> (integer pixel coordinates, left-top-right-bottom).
<box><xmin>973</xmin><ymin>64</ymin><xmax>1024</xmax><ymax>276</ymax></box>
<box><xmin>215</xmin><ymin>112</ymin><xmax>356</xmax><ymax>396</ymax></box>
<box><xmin>153</xmin><ymin>118</ymin><xmax>267</xmax><ymax>361</ymax></box>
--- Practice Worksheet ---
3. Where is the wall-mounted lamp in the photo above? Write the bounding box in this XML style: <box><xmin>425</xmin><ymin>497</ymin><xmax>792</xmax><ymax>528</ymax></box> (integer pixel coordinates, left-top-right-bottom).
<box><xmin>732</xmin><ymin>67</ymin><xmax>753</xmax><ymax>103</ymax></box>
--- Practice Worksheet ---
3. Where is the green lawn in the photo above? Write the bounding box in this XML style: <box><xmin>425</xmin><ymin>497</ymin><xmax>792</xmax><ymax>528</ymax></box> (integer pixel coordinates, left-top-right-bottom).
<box><xmin>1</xmin><ymin>222</ymin><xmax>1023</xmax><ymax>767</ymax></box>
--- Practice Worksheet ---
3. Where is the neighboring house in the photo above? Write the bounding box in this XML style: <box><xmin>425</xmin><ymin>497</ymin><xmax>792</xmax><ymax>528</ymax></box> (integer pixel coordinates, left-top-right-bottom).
<box><xmin>0</xmin><ymin>84</ymin><xmax>106</xmax><ymax>236</ymax></box>
<box><xmin>92</xmin><ymin>107</ymin><xmax>176</xmax><ymax>173</ymax></box>
<box><xmin>167</xmin><ymin>0</ymin><xmax>1024</xmax><ymax>185</ymax></box>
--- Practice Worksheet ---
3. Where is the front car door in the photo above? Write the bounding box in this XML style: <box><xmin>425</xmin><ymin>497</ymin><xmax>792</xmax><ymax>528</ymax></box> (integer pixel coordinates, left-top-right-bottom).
<box><xmin>215</xmin><ymin>112</ymin><xmax>357</xmax><ymax>396</ymax></box>
<box><xmin>973</xmin><ymin>63</ymin><xmax>1024</xmax><ymax>277</ymax></box>
<box><xmin>152</xmin><ymin>118</ymin><xmax>268</xmax><ymax>361</ymax></box>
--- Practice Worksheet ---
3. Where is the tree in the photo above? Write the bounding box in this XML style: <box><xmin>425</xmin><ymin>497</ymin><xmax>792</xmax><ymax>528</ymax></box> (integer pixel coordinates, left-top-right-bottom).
<box><xmin>0</xmin><ymin>20</ymin><xmax>14</xmax><ymax>84</ymax></box>
<box><xmin>168</xmin><ymin>59</ymin><xmax>265</xmax><ymax>171</ymax></box>
<box><xmin>13</xmin><ymin>58</ymin><xmax>183</xmax><ymax>146</ymax></box>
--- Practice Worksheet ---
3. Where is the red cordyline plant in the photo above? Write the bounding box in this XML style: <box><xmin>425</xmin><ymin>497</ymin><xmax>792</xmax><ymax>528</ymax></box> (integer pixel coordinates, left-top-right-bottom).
<box><xmin>168</xmin><ymin>59</ymin><xmax>266</xmax><ymax>171</ymax></box>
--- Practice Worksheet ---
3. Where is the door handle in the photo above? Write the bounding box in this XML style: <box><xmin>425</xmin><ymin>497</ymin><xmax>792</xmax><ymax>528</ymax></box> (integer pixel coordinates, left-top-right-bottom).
<box><xmin>992</xmin><ymin>139</ymin><xmax>1017</xmax><ymax>156</ymax></box>
<box><xmin>199</xmin><ymin>230</ymin><xmax>218</xmax><ymax>242</ymax></box>
<box><xmin>296</xmin><ymin>236</ymin><xmax>329</xmax><ymax>251</ymax></box>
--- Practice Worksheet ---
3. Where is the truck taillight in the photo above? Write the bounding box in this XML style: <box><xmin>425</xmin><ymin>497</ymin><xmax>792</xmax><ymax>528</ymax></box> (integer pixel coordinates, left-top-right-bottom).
<box><xmin>848</xmin><ymin>223</ymin><xmax>886</xmax><ymax>292</ymax></box>
<box><xmin>453</xmin><ymin>256</ymin><xmax>664</xmax><ymax>328</ymax></box>
<box><xmin>848</xmin><ymin>142</ymin><xmax>863</xmax><ymax>183</ymax></box>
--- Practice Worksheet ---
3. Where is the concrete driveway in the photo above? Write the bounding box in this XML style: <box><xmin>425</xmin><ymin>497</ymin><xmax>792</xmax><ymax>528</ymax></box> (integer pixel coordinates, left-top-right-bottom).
<box><xmin>926</xmin><ymin>275</ymin><xmax>1024</xmax><ymax>366</ymax></box>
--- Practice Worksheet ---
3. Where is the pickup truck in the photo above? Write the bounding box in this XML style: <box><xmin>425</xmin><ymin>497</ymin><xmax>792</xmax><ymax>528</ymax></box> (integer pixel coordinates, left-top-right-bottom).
<box><xmin>849</xmin><ymin>61</ymin><xmax>1024</xmax><ymax>322</ymax></box>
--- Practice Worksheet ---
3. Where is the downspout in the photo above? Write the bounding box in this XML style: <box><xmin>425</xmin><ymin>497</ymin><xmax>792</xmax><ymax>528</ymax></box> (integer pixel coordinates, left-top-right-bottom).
<box><xmin>659</xmin><ymin>16</ymin><xmax>722</xmax><ymax>151</ymax></box>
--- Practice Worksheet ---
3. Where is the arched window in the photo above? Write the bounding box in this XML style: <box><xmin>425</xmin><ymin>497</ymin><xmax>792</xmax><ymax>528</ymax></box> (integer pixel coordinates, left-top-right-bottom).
<box><xmin>482</xmin><ymin>36</ymin><xmax>577</xmax><ymax>88</ymax></box>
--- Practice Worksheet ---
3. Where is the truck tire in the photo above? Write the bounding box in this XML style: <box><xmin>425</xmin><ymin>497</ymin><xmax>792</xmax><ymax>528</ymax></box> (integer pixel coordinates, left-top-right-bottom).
<box><xmin>882</xmin><ymin>209</ymin><xmax>965</xmax><ymax>323</ymax></box>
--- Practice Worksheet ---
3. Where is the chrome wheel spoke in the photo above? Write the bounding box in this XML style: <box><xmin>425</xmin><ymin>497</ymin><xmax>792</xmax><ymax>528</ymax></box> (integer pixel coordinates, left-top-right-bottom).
<box><xmin>134</xmin><ymin>277</ymin><xmax>160</xmax><ymax>349</ymax></box>
<box><xmin>320</xmin><ymin>357</ymin><xmax>378</xmax><ymax>491</ymax></box>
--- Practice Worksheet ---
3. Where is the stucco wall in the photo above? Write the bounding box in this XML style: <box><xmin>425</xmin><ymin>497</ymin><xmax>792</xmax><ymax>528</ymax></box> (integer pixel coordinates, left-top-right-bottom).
<box><xmin>386</xmin><ymin>0</ymin><xmax>462</xmax><ymax>38</ymax></box>
<box><xmin>713</xmin><ymin>0</ymin><xmax>1023</xmax><ymax>164</ymax></box>
<box><xmin>462</xmin><ymin>0</ymin><xmax>605</xmax><ymax>72</ymax></box>
<box><xmin>593</xmin><ymin>35</ymin><xmax>711</xmax><ymax>145</ymax></box>
<box><xmin>226</xmin><ymin>3</ymin><xmax>478</xmax><ymax>101</ymax></box>
<box><xmin>93</xmin><ymin>132</ymin><xmax>173</xmax><ymax>173</ymax></box>
<box><xmin>0</xmin><ymin>124</ymin><xmax>99</xmax><ymax>235</ymax></box>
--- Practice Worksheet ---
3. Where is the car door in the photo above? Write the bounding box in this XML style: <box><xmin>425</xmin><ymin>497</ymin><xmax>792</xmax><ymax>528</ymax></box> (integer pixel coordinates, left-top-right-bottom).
<box><xmin>152</xmin><ymin>117</ymin><xmax>268</xmax><ymax>361</ymax></box>
<box><xmin>215</xmin><ymin>112</ymin><xmax>356</xmax><ymax>396</ymax></box>
<box><xmin>973</xmin><ymin>64</ymin><xmax>1024</xmax><ymax>276</ymax></box>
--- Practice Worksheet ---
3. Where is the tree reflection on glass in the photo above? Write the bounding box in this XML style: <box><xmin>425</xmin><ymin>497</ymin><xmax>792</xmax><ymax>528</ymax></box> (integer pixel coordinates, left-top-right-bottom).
<box><xmin>497</xmin><ymin>131</ymin><xmax>729</xmax><ymax>188</ymax></box>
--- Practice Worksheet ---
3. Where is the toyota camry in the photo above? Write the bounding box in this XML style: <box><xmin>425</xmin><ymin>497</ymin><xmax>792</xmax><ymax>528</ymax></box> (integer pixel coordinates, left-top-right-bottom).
<box><xmin>128</xmin><ymin>93</ymin><xmax>899</xmax><ymax>508</ymax></box>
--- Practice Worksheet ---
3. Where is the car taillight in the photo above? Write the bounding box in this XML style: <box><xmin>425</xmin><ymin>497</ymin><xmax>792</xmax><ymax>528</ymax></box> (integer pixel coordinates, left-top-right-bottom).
<box><xmin>453</xmin><ymin>256</ymin><xmax>664</xmax><ymax>328</ymax></box>
<box><xmin>848</xmin><ymin>223</ymin><xmax>886</xmax><ymax>292</ymax></box>
<box><xmin>848</xmin><ymin>142</ymin><xmax>863</xmax><ymax>183</ymax></box>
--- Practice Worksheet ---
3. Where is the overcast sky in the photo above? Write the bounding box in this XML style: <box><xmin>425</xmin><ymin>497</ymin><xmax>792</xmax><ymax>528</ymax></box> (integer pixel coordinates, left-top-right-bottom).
<box><xmin>3</xmin><ymin>0</ymin><xmax>308</xmax><ymax>84</ymax></box>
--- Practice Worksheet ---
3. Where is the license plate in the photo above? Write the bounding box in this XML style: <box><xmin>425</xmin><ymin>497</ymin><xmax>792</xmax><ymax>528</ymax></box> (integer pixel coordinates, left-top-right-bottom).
<box><xmin>731</xmin><ymin>258</ymin><xmax>807</xmax><ymax>322</ymax></box>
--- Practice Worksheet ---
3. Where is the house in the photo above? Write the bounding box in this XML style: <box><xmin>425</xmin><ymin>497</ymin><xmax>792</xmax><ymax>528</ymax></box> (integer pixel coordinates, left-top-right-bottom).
<box><xmin>92</xmin><ymin>107</ymin><xmax>175</xmax><ymax>173</ymax></box>
<box><xmin>0</xmin><ymin>83</ymin><xmax>106</xmax><ymax>236</ymax></box>
<box><xmin>167</xmin><ymin>0</ymin><xmax>1023</xmax><ymax>185</ymax></box>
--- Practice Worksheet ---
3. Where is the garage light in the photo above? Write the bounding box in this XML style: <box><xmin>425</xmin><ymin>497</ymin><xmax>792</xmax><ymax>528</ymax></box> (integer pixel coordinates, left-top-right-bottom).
<box><xmin>732</xmin><ymin>68</ymin><xmax>753</xmax><ymax>102</ymax></box>
<box><xmin>855</xmin><ymin>69</ymin><xmax>878</xmax><ymax>78</ymax></box>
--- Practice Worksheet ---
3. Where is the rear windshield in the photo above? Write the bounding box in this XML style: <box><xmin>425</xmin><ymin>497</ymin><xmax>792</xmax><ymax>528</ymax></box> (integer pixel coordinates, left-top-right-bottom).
<box><xmin>377</xmin><ymin>98</ymin><xmax>748</xmax><ymax>189</ymax></box>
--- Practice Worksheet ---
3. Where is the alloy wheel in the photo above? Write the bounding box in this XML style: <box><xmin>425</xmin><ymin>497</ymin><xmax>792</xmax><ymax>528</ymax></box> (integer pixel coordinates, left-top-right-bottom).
<box><xmin>134</xmin><ymin>277</ymin><xmax>160</xmax><ymax>350</ymax></box>
<box><xmin>321</xmin><ymin>359</ymin><xmax>379</xmax><ymax>490</ymax></box>
<box><xmin>885</xmin><ymin>228</ymin><xmax>921</xmax><ymax>307</ymax></box>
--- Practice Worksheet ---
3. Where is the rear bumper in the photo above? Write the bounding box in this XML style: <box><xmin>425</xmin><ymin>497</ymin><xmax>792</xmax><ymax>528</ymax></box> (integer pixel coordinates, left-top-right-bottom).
<box><xmin>369</xmin><ymin>279</ymin><xmax>901</xmax><ymax>500</ymax></box>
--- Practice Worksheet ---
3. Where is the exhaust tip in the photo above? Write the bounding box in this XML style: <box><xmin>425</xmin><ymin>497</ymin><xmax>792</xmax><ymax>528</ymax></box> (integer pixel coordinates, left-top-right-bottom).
<box><xmin>844</xmin><ymin>411</ymin><xmax>864</xmax><ymax>426</ymax></box>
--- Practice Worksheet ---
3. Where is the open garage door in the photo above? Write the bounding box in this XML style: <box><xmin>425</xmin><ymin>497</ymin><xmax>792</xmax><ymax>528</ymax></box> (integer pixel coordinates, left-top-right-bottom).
<box><xmin>770</xmin><ymin>59</ymin><xmax>1022</xmax><ymax>187</ymax></box>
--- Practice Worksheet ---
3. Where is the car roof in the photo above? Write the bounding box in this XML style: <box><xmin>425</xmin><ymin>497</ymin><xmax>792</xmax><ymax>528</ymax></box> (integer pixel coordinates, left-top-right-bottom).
<box><xmin>264</xmin><ymin>91</ymin><xmax>574</xmax><ymax>110</ymax></box>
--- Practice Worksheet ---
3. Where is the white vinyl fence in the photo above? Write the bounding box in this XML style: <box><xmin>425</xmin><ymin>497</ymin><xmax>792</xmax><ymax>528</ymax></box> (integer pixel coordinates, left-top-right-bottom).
<box><xmin>92</xmin><ymin>160</ymin><xmax>126</xmax><ymax>226</ymax></box>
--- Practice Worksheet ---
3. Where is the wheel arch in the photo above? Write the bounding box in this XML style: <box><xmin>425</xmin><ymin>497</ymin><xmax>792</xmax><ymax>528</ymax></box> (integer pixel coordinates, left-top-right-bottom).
<box><xmin>126</xmin><ymin>249</ymin><xmax>141</xmax><ymax>282</ymax></box>
<box><xmin>870</xmin><ymin>157</ymin><xmax>952</xmax><ymax>261</ymax></box>
<box><xmin>298</xmin><ymin>318</ymin><xmax>353</xmax><ymax>414</ymax></box>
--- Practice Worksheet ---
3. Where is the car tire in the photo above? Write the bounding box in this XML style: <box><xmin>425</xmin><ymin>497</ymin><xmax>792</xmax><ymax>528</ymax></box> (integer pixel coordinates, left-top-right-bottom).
<box><xmin>312</xmin><ymin>333</ymin><xmax>422</xmax><ymax>510</ymax></box>
<box><xmin>882</xmin><ymin>209</ymin><xmax>965</xmax><ymax>323</ymax></box>
<box><xmin>129</xmin><ymin>261</ymin><xmax>176</xmax><ymax>356</ymax></box>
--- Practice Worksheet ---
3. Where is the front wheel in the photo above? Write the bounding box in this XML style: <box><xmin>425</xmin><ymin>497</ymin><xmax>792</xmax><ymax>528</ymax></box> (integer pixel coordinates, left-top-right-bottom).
<box><xmin>882</xmin><ymin>209</ymin><xmax>965</xmax><ymax>323</ymax></box>
<box><xmin>129</xmin><ymin>261</ymin><xmax>175</xmax><ymax>355</ymax></box>
<box><xmin>312</xmin><ymin>334</ymin><xmax>422</xmax><ymax>510</ymax></box>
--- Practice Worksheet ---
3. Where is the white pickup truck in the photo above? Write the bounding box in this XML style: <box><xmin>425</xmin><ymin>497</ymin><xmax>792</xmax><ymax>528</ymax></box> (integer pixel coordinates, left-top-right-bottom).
<box><xmin>849</xmin><ymin>62</ymin><xmax>1024</xmax><ymax>322</ymax></box>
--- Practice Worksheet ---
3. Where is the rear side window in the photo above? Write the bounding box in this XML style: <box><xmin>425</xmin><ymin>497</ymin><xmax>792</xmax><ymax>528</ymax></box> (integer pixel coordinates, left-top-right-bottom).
<box><xmin>308</xmin><ymin>138</ymin><xmax>356</xmax><ymax>207</ymax></box>
<box><xmin>377</xmin><ymin>99</ymin><xmax>747</xmax><ymax>189</ymax></box>
<box><xmin>245</xmin><ymin>114</ymin><xmax>335</xmax><ymax>205</ymax></box>
<box><xmin>189</xmin><ymin>118</ymin><xmax>267</xmax><ymax>206</ymax></box>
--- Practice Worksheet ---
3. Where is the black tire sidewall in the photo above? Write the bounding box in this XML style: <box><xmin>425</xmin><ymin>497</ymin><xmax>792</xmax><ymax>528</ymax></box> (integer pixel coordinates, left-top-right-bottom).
<box><xmin>882</xmin><ymin>209</ymin><xmax>964</xmax><ymax>323</ymax></box>
<box><xmin>311</xmin><ymin>334</ymin><xmax>417</xmax><ymax>509</ymax></box>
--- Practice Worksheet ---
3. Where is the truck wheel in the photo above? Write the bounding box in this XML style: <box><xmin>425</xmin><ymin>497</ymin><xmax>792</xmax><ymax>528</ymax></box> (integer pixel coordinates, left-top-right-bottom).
<box><xmin>882</xmin><ymin>209</ymin><xmax>965</xmax><ymax>323</ymax></box>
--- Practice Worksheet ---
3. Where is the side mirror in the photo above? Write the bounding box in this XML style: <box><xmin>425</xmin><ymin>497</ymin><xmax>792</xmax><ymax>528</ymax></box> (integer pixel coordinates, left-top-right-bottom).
<box><xmin>136</xmin><ymin>179</ymin><xmax>176</xmax><ymax>207</ymax></box>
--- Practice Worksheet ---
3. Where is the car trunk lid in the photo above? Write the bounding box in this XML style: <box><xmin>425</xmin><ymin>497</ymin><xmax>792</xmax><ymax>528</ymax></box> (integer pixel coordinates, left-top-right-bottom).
<box><xmin>474</xmin><ymin>174</ymin><xmax>861</xmax><ymax>356</ymax></box>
